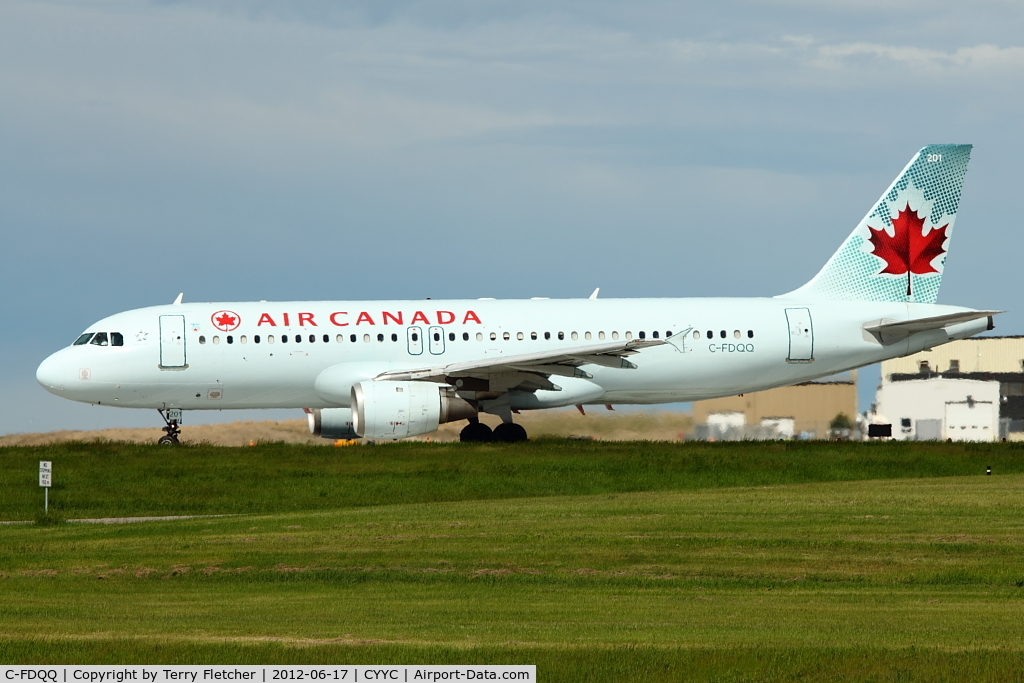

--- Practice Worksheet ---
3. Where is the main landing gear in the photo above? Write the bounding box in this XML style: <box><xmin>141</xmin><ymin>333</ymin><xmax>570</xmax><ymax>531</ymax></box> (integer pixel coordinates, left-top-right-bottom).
<box><xmin>459</xmin><ymin>418</ymin><xmax>528</xmax><ymax>443</ymax></box>
<box><xmin>157</xmin><ymin>408</ymin><xmax>182</xmax><ymax>445</ymax></box>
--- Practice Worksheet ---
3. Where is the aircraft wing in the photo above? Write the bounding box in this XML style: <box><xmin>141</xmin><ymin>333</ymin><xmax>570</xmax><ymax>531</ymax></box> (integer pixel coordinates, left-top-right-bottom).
<box><xmin>864</xmin><ymin>310</ymin><xmax>1000</xmax><ymax>341</ymax></box>
<box><xmin>375</xmin><ymin>339</ymin><xmax>667</xmax><ymax>386</ymax></box>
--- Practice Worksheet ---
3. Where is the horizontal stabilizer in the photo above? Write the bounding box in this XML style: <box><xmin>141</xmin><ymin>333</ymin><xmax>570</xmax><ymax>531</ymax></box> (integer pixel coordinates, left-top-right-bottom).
<box><xmin>863</xmin><ymin>310</ymin><xmax>1000</xmax><ymax>342</ymax></box>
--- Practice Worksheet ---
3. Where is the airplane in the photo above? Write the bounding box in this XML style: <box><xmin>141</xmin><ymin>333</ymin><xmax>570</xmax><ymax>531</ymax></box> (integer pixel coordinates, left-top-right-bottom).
<box><xmin>36</xmin><ymin>144</ymin><xmax>999</xmax><ymax>444</ymax></box>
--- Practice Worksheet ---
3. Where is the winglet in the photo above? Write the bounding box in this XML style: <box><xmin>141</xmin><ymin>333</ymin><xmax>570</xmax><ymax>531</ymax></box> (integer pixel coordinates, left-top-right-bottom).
<box><xmin>589</xmin><ymin>288</ymin><xmax>600</xmax><ymax>300</ymax></box>
<box><xmin>172</xmin><ymin>293</ymin><xmax>183</xmax><ymax>305</ymax></box>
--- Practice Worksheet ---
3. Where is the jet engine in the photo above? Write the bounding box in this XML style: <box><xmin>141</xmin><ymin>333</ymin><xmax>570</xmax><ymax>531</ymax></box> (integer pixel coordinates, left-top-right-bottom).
<box><xmin>351</xmin><ymin>381</ymin><xmax>476</xmax><ymax>439</ymax></box>
<box><xmin>307</xmin><ymin>407</ymin><xmax>358</xmax><ymax>440</ymax></box>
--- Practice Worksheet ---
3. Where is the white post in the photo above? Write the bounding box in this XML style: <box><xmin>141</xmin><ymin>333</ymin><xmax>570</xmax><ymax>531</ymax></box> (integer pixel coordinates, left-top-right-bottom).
<box><xmin>39</xmin><ymin>461</ymin><xmax>52</xmax><ymax>516</ymax></box>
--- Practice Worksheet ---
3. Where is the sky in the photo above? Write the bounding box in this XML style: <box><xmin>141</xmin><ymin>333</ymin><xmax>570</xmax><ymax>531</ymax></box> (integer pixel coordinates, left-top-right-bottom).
<box><xmin>2</xmin><ymin>0</ymin><xmax>1023</xmax><ymax>436</ymax></box>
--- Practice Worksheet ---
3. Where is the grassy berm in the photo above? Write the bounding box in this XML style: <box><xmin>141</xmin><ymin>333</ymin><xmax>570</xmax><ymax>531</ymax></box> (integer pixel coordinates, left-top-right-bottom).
<box><xmin>2</xmin><ymin>440</ymin><xmax>1024</xmax><ymax>681</ymax></box>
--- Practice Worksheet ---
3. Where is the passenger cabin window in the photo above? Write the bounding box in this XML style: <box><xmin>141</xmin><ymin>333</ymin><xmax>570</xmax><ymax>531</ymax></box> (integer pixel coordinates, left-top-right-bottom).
<box><xmin>598</xmin><ymin>331</ymin><xmax>606</xmax><ymax>340</ymax></box>
<box><xmin>227</xmin><ymin>335</ymin><xmax>234</xmax><ymax>344</ymax></box>
<box><xmin>720</xmin><ymin>330</ymin><xmax>726</xmax><ymax>339</ymax></box>
<box><xmin>74</xmin><ymin>333</ymin><xmax>93</xmax><ymax>345</ymax></box>
<box><xmin>747</xmin><ymin>330</ymin><xmax>754</xmax><ymax>338</ymax></box>
<box><xmin>449</xmin><ymin>333</ymin><xmax>456</xmax><ymax>341</ymax></box>
<box><xmin>585</xmin><ymin>332</ymin><xmax>592</xmax><ymax>340</ymax></box>
<box><xmin>310</xmin><ymin>334</ymin><xmax>316</xmax><ymax>343</ymax></box>
<box><xmin>336</xmin><ymin>335</ymin><xmax>343</xmax><ymax>343</ymax></box>
<box><xmin>517</xmin><ymin>332</ymin><xmax>524</xmax><ymax>340</ymax></box>
<box><xmin>733</xmin><ymin>330</ymin><xmax>740</xmax><ymax>339</ymax></box>
<box><xmin>571</xmin><ymin>332</ymin><xmax>578</xmax><ymax>340</ymax></box>
<box><xmin>638</xmin><ymin>331</ymin><xmax>645</xmax><ymax>340</ymax></box>
<box><xmin>612</xmin><ymin>332</ymin><xmax>619</xmax><ymax>340</ymax></box>
<box><xmin>706</xmin><ymin>330</ymin><xmax>713</xmax><ymax>339</ymax></box>
<box><xmin>240</xmin><ymin>335</ymin><xmax>248</xmax><ymax>344</ymax></box>
<box><xmin>531</xmin><ymin>332</ymin><xmax>538</xmax><ymax>340</ymax></box>
<box><xmin>463</xmin><ymin>333</ymin><xmax>470</xmax><ymax>341</ymax></box>
<box><xmin>490</xmin><ymin>332</ymin><xmax>497</xmax><ymax>341</ymax></box>
<box><xmin>558</xmin><ymin>332</ymin><xmax>565</xmax><ymax>340</ymax></box>
<box><xmin>323</xmin><ymin>334</ymin><xmax>329</xmax><ymax>343</ymax></box>
<box><xmin>267</xmin><ymin>335</ymin><xmax>275</xmax><ymax>344</ymax></box>
<box><xmin>281</xmin><ymin>335</ymin><xmax>288</xmax><ymax>343</ymax></box>
<box><xmin>544</xmin><ymin>332</ymin><xmax>551</xmax><ymax>340</ymax></box>
<box><xmin>255</xmin><ymin>335</ymin><xmax>261</xmax><ymax>344</ymax></box>
<box><xmin>199</xmin><ymin>335</ymin><xmax>206</xmax><ymax>344</ymax></box>
<box><xmin>393</xmin><ymin>333</ymin><xmax>399</xmax><ymax>342</ymax></box>
<box><xmin>476</xmin><ymin>333</ymin><xmax>483</xmax><ymax>341</ymax></box>
<box><xmin>350</xmin><ymin>334</ymin><xmax>357</xmax><ymax>342</ymax></box>
<box><xmin>651</xmin><ymin>331</ymin><xmax>658</xmax><ymax>339</ymax></box>
<box><xmin>693</xmin><ymin>331</ymin><xmax>701</xmax><ymax>339</ymax></box>
<box><xmin>90</xmin><ymin>332</ymin><xmax>109</xmax><ymax>346</ymax></box>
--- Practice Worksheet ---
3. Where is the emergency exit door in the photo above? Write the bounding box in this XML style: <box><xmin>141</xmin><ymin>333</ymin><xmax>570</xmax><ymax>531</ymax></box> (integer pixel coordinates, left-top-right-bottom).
<box><xmin>159</xmin><ymin>315</ymin><xmax>187</xmax><ymax>368</ymax></box>
<box><xmin>407</xmin><ymin>326</ymin><xmax>424</xmax><ymax>355</ymax></box>
<box><xmin>428</xmin><ymin>326</ymin><xmax>445</xmax><ymax>355</ymax></box>
<box><xmin>785</xmin><ymin>308</ymin><xmax>814</xmax><ymax>362</ymax></box>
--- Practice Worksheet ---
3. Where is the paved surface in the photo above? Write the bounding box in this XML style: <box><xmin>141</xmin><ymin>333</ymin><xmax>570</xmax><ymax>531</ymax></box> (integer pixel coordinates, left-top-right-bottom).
<box><xmin>0</xmin><ymin>515</ymin><xmax>230</xmax><ymax>525</ymax></box>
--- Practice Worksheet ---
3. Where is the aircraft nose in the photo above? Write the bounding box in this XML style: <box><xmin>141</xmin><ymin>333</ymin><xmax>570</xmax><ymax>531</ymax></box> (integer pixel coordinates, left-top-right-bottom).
<box><xmin>36</xmin><ymin>352</ymin><xmax>66</xmax><ymax>394</ymax></box>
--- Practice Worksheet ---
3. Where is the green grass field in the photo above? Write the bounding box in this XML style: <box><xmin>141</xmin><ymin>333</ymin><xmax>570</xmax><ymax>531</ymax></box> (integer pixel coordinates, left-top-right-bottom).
<box><xmin>3</xmin><ymin>440</ymin><xmax>1024</xmax><ymax>681</ymax></box>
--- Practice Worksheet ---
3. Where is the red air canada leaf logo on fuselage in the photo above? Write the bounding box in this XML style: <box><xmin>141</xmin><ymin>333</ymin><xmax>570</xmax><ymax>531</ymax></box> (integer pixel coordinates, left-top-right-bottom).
<box><xmin>211</xmin><ymin>310</ymin><xmax>241</xmax><ymax>332</ymax></box>
<box><xmin>867</xmin><ymin>203</ymin><xmax>948</xmax><ymax>296</ymax></box>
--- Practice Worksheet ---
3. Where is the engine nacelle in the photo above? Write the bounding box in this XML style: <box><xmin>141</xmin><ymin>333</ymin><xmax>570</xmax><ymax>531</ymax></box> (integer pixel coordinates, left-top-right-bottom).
<box><xmin>351</xmin><ymin>381</ymin><xmax>476</xmax><ymax>439</ymax></box>
<box><xmin>307</xmin><ymin>408</ymin><xmax>358</xmax><ymax>440</ymax></box>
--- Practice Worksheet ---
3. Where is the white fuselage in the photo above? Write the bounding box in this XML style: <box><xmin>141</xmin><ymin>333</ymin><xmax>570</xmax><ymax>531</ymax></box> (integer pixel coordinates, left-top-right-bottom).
<box><xmin>36</xmin><ymin>296</ymin><xmax>988</xmax><ymax>412</ymax></box>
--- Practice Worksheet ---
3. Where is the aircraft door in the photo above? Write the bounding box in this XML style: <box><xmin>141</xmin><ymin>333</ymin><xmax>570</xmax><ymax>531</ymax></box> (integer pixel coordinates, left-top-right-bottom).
<box><xmin>159</xmin><ymin>315</ymin><xmax>187</xmax><ymax>368</ymax></box>
<box><xmin>407</xmin><ymin>326</ymin><xmax>423</xmax><ymax>355</ymax></box>
<box><xmin>785</xmin><ymin>308</ymin><xmax>813</xmax><ymax>362</ymax></box>
<box><xmin>428</xmin><ymin>326</ymin><xmax>445</xmax><ymax>355</ymax></box>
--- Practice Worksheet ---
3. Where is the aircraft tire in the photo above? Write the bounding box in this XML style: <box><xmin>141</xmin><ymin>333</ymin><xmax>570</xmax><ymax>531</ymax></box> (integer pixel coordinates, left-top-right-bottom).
<box><xmin>157</xmin><ymin>435</ymin><xmax>179</xmax><ymax>445</ymax></box>
<box><xmin>459</xmin><ymin>422</ymin><xmax>493</xmax><ymax>443</ymax></box>
<box><xmin>493</xmin><ymin>422</ymin><xmax>528</xmax><ymax>443</ymax></box>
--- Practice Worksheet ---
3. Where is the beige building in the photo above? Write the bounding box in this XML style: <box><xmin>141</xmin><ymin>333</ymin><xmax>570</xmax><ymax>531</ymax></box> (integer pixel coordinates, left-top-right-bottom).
<box><xmin>691</xmin><ymin>377</ymin><xmax>857</xmax><ymax>438</ymax></box>
<box><xmin>882</xmin><ymin>336</ymin><xmax>1024</xmax><ymax>377</ymax></box>
<box><xmin>878</xmin><ymin>336</ymin><xmax>1024</xmax><ymax>440</ymax></box>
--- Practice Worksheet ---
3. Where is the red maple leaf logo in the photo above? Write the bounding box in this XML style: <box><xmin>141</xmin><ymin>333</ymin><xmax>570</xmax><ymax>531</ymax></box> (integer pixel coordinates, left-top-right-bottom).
<box><xmin>211</xmin><ymin>310</ymin><xmax>241</xmax><ymax>331</ymax></box>
<box><xmin>867</xmin><ymin>203</ymin><xmax>948</xmax><ymax>296</ymax></box>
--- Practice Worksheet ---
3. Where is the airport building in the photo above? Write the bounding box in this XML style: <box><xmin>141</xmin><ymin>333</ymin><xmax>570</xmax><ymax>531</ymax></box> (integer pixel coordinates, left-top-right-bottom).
<box><xmin>691</xmin><ymin>375</ymin><xmax>858</xmax><ymax>440</ymax></box>
<box><xmin>872</xmin><ymin>336</ymin><xmax>1024</xmax><ymax>441</ymax></box>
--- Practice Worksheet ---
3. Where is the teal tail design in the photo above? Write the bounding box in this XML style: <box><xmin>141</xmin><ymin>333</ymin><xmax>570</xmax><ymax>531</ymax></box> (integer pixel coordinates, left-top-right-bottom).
<box><xmin>782</xmin><ymin>144</ymin><xmax>971</xmax><ymax>304</ymax></box>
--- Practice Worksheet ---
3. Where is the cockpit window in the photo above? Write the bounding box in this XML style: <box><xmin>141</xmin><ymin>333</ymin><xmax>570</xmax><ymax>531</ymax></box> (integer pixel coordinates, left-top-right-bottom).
<box><xmin>90</xmin><ymin>332</ymin><xmax>109</xmax><ymax>346</ymax></box>
<box><xmin>73</xmin><ymin>333</ymin><xmax>93</xmax><ymax>346</ymax></box>
<box><xmin>111</xmin><ymin>332</ymin><xmax>124</xmax><ymax>347</ymax></box>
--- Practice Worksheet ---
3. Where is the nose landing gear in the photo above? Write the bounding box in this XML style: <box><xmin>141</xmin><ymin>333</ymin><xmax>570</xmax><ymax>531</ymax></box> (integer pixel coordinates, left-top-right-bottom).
<box><xmin>157</xmin><ymin>408</ymin><xmax>182</xmax><ymax>445</ymax></box>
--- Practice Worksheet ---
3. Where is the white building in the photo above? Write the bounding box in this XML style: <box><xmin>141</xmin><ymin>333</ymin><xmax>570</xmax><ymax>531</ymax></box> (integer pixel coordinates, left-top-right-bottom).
<box><xmin>873</xmin><ymin>336</ymin><xmax>1024</xmax><ymax>441</ymax></box>
<box><xmin>873</xmin><ymin>378</ymin><xmax>999</xmax><ymax>441</ymax></box>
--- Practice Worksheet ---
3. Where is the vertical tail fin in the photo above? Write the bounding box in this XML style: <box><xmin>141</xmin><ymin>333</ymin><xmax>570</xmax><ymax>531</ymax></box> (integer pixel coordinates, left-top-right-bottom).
<box><xmin>782</xmin><ymin>144</ymin><xmax>971</xmax><ymax>303</ymax></box>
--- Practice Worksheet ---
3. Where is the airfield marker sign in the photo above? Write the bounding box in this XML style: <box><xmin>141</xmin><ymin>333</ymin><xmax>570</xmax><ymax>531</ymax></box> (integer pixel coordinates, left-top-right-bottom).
<box><xmin>39</xmin><ymin>460</ymin><xmax>51</xmax><ymax>514</ymax></box>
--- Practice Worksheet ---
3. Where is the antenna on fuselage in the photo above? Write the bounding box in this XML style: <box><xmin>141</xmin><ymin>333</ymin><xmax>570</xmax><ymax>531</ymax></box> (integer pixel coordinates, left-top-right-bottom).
<box><xmin>589</xmin><ymin>288</ymin><xmax>600</xmax><ymax>300</ymax></box>
<box><xmin>172</xmin><ymin>293</ymin><xmax>183</xmax><ymax>305</ymax></box>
